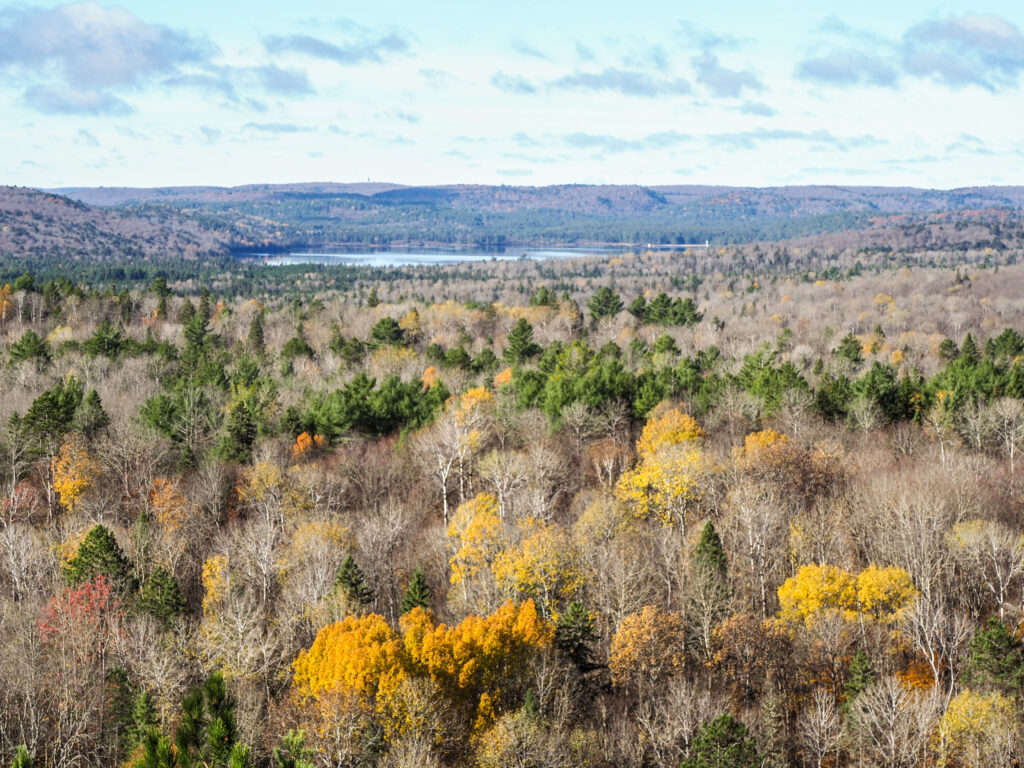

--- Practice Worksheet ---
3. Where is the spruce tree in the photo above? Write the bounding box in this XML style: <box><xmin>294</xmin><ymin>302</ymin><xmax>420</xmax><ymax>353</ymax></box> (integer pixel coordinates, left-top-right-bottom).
<box><xmin>123</xmin><ymin>690</ymin><xmax>159</xmax><ymax>756</ymax></box>
<box><xmin>65</xmin><ymin>524</ymin><xmax>136</xmax><ymax>592</ymax></box>
<box><xmin>198</xmin><ymin>288</ymin><xmax>213</xmax><ymax>324</ymax></box>
<box><xmin>178</xmin><ymin>298</ymin><xmax>196</xmax><ymax>325</ymax></box>
<box><xmin>842</xmin><ymin>648</ymin><xmax>874</xmax><ymax>717</ymax></box>
<box><xmin>695</xmin><ymin>521</ymin><xmax>728</xmax><ymax>582</ymax></box>
<box><xmin>247</xmin><ymin>310</ymin><xmax>265</xmax><ymax>353</ymax></box>
<box><xmin>74</xmin><ymin>389</ymin><xmax>110</xmax><ymax>438</ymax></box>
<box><xmin>218</xmin><ymin>403</ymin><xmax>256</xmax><ymax>464</ymax></box>
<box><xmin>758</xmin><ymin>679</ymin><xmax>788</xmax><ymax>768</ymax></box>
<box><xmin>138</xmin><ymin>567</ymin><xmax>186</xmax><ymax>626</ymax></box>
<box><xmin>336</xmin><ymin>555</ymin><xmax>374</xmax><ymax>610</ymax></box>
<box><xmin>400</xmin><ymin>568</ymin><xmax>432</xmax><ymax>614</ymax></box>
<box><xmin>587</xmin><ymin>285</ymin><xmax>623</xmax><ymax>322</ymax></box>
<box><xmin>555</xmin><ymin>601</ymin><xmax>597</xmax><ymax>671</ymax></box>
<box><xmin>273</xmin><ymin>730</ymin><xmax>315</xmax><ymax>768</ymax></box>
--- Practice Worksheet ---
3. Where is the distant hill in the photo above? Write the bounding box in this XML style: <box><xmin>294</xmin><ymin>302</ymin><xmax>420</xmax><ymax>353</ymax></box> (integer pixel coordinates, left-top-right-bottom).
<box><xmin>3</xmin><ymin>182</ymin><xmax>1020</xmax><ymax>260</ymax></box>
<box><xmin>0</xmin><ymin>186</ymin><xmax>235</xmax><ymax>261</ymax></box>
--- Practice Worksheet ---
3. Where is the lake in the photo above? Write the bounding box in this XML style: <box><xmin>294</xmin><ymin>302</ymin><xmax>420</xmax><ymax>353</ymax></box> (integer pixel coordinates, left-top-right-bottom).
<box><xmin>248</xmin><ymin>246</ymin><xmax>622</xmax><ymax>268</ymax></box>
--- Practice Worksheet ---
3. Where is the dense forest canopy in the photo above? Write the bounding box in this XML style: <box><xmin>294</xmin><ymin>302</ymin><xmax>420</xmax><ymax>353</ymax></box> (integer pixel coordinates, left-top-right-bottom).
<box><xmin>2</xmin><ymin>223</ymin><xmax>1024</xmax><ymax>767</ymax></box>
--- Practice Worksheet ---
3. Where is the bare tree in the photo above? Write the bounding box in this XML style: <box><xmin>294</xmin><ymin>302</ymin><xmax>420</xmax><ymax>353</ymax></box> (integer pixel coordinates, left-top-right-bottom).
<box><xmin>798</xmin><ymin>688</ymin><xmax>842</xmax><ymax>768</ymax></box>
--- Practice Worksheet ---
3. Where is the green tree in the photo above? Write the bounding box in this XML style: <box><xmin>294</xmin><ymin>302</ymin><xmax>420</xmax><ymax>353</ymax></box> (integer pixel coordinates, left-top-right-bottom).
<box><xmin>247</xmin><ymin>310</ymin><xmax>265</xmax><ymax>353</ymax></box>
<box><xmin>400</xmin><ymin>568</ymin><xmax>432</xmax><ymax>614</ymax></box>
<box><xmin>962</xmin><ymin>617</ymin><xmax>1024</xmax><ymax>695</ymax></box>
<box><xmin>74</xmin><ymin>389</ymin><xmax>110</xmax><ymax>439</ymax></box>
<box><xmin>136</xmin><ymin>672</ymin><xmax>250</xmax><ymax>768</ymax></box>
<box><xmin>138</xmin><ymin>567</ymin><xmax>186</xmax><ymax>627</ymax></box>
<box><xmin>336</xmin><ymin>555</ymin><xmax>374</xmax><ymax>610</ymax></box>
<box><xmin>7</xmin><ymin>746</ymin><xmax>33</xmax><ymax>768</ymax></box>
<box><xmin>178</xmin><ymin>298</ymin><xmax>196</xmax><ymax>325</ymax></box>
<box><xmin>152</xmin><ymin>277</ymin><xmax>170</xmax><ymax>319</ymax></box>
<box><xmin>123</xmin><ymin>690</ymin><xmax>159</xmax><ymax>756</ymax></box>
<box><xmin>681</xmin><ymin>714</ymin><xmax>760</xmax><ymax>768</ymax></box>
<box><xmin>198</xmin><ymin>288</ymin><xmax>213</xmax><ymax>324</ymax></box>
<box><xmin>217</xmin><ymin>402</ymin><xmax>256</xmax><ymax>464</ymax></box>
<box><xmin>272</xmin><ymin>730</ymin><xmax>315</xmax><ymax>768</ymax></box>
<box><xmin>695</xmin><ymin>521</ymin><xmax>728</xmax><ymax>582</ymax></box>
<box><xmin>833</xmin><ymin>333</ymin><xmax>863</xmax><ymax>365</ymax></box>
<box><xmin>555</xmin><ymin>600</ymin><xmax>596</xmax><ymax>671</ymax></box>
<box><xmin>587</xmin><ymin>285</ymin><xmax>623</xmax><ymax>322</ymax></box>
<box><xmin>369</xmin><ymin>317</ymin><xmax>403</xmax><ymax>347</ymax></box>
<box><xmin>65</xmin><ymin>524</ymin><xmax>136</xmax><ymax>592</ymax></box>
<box><xmin>504</xmin><ymin>318</ymin><xmax>541</xmax><ymax>364</ymax></box>
<box><xmin>842</xmin><ymin>648</ymin><xmax>874</xmax><ymax>717</ymax></box>
<box><xmin>8</xmin><ymin>329</ymin><xmax>51</xmax><ymax>368</ymax></box>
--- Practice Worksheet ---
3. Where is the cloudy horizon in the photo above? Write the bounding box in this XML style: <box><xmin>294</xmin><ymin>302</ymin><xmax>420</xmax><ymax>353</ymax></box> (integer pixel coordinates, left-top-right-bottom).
<box><xmin>2</xmin><ymin>0</ymin><xmax>1023</xmax><ymax>189</ymax></box>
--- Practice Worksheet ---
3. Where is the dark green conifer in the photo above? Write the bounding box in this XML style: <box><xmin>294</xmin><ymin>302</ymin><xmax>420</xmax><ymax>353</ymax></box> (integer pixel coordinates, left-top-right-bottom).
<box><xmin>555</xmin><ymin>601</ymin><xmax>597</xmax><ymax>671</ymax></box>
<box><xmin>138</xmin><ymin>567</ymin><xmax>186</xmax><ymax>626</ymax></box>
<box><xmin>336</xmin><ymin>555</ymin><xmax>374</xmax><ymax>610</ymax></box>
<box><xmin>64</xmin><ymin>524</ymin><xmax>135</xmax><ymax>592</ymax></box>
<box><xmin>400</xmin><ymin>568</ymin><xmax>432</xmax><ymax>614</ymax></box>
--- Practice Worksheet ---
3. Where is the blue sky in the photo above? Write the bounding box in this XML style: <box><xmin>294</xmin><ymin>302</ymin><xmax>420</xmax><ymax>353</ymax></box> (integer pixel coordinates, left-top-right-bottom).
<box><xmin>2</xmin><ymin>0</ymin><xmax>1023</xmax><ymax>188</ymax></box>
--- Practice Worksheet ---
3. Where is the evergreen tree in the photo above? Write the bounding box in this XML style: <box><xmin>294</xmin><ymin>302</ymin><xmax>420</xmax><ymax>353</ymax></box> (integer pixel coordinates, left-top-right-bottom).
<box><xmin>694</xmin><ymin>521</ymin><xmax>728</xmax><ymax>582</ymax></box>
<box><xmin>74</xmin><ymin>389</ymin><xmax>110</xmax><ymax>439</ymax></box>
<box><xmin>681</xmin><ymin>714</ymin><xmax>760</xmax><ymax>768</ymax></box>
<box><xmin>962</xmin><ymin>616</ymin><xmax>1024</xmax><ymax>695</ymax></box>
<box><xmin>369</xmin><ymin>317</ymin><xmax>403</xmax><ymax>347</ymax></box>
<box><xmin>273</xmin><ymin>730</ymin><xmax>315</xmax><ymax>768</ymax></box>
<box><xmin>123</xmin><ymin>690</ymin><xmax>159</xmax><ymax>756</ymax></box>
<box><xmin>198</xmin><ymin>288</ymin><xmax>213</xmax><ymax>324</ymax></box>
<box><xmin>587</xmin><ymin>285</ymin><xmax>623</xmax><ymax>322</ymax></box>
<box><xmin>833</xmin><ymin>333</ymin><xmax>863</xmax><ymax>365</ymax></box>
<box><xmin>504</xmin><ymin>318</ymin><xmax>541</xmax><ymax>364</ymax></box>
<box><xmin>555</xmin><ymin>601</ymin><xmax>597</xmax><ymax>671</ymax></box>
<box><xmin>137</xmin><ymin>672</ymin><xmax>249</xmax><ymax>768</ymax></box>
<box><xmin>365</xmin><ymin>287</ymin><xmax>380</xmax><ymax>307</ymax></box>
<box><xmin>151</xmin><ymin>277</ymin><xmax>169</xmax><ymax>319</ymax></box>
<box><xmin>247</xmin><ymin>310</ymin><xmax>265</xmax><ymax>353</ymax></box>
<box><xmin>842</xmin><ymin>648</ymin><xmax>874</xmax><ymax>717</ymax></box>
<box><xmin>8</xmin><ymin>746</ymin><xmax>33</xmax><ymax>768</ymax></box>
<box><xmin>8</xmin><ymin>329</ymin><xmax>51</xmax><ymax>368</ymax></box>
<box><xmin>400</xmin><ymin>568</ymin><xmax>432</xmax><ymax>614</ymax></box>
<box><xmin>178</xmin><ymin>298</ymin><xmax>196</xmax><ymax>325</ymax></box>
<box><xmin>960</xmin><ymin>332</ymin><xmax>979</xmax><ymax>363</ymax></box>
<box><xmin>336</xmin><ymin>555</ymin><xmax>374</xmax><ymax>610</ymax></box>
<box><xmin>65</xmin><ymin>524</ymin><xmax>136</xmax><ymax>592</ymax></box>
<box><xmin>218</xmin><ymin>402</ymin><xmax>256</xmax><ymax>464</ymax></box>
<box><xmin>138</xmin><ymin>567</ymin><xmax>186</xmax><ymax>626</ymax></box>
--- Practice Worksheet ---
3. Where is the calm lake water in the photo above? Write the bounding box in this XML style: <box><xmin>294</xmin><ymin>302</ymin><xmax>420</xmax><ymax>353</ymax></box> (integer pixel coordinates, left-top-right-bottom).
<box><xmin>250</xmin><ymin>246</ymin><xmax>620</xmax><ymax>268</ymax></box>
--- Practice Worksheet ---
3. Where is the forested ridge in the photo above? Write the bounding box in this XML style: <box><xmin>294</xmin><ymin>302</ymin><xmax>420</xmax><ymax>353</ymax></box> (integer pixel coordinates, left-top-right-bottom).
<box><xmin>2</xmin><ymin>249</ymin><xmax>1024</xmax><ymax>767</ymax></box>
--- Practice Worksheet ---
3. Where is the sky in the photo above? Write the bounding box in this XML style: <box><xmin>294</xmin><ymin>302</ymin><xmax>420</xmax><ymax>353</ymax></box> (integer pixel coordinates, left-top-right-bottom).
<box><xmin>1</xmin><ymin>0</ymin><xmax>1023</xmax><ymax>189</ymax></box>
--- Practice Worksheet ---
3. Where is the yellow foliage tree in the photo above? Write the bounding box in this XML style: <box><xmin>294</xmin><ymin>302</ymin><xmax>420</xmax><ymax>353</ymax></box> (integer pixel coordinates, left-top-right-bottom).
<box><xmin>937</xmin><ymin>689</ymin><xmax>1017</xmax><ymax>767</ymax></box>
<box><xmin>148</xmin><ymin>476</ymin><xmax>192</xmax><ymax>531</ymax></box>
<box><xmin>635</xmin><ymin>405</ymin><xmax>705</xmax><ymax>457</ymax></box>
<box><xmin>293</xmin><ymin>612</ymin><xmax>408</xmax><ymax>703</ymax></box>
<box><xmin>614</xmin><ymin>444</ymin><xmax>705</xmax><ymax>530</ymax></box>
<box><xmin>447</xmin><ymin>493</ymin><xmax>504</xmax><ymax>587</ymax></box>
<box><xmin>51</xmin><ymin>434</ymin><xmax>100</xmax><ymax>513</ymax></box>
<box><xmin>201</xmin><ymin>554</ymin><xmax>230</xmax><ymax>616</ymax></box>
<box><xmin>777</xmin><ymin>563</ymin><xmax>918</xmax><ymax>627</ymax></box>
<box><xmin>608</xmin><ymin>605</ymin><xmax>686</xmax><ymax>689</ymax></box>
<box><xmin>491</xmin><ymin>518</ymin><xmax>583</xmax><ymax>617</ymax></box>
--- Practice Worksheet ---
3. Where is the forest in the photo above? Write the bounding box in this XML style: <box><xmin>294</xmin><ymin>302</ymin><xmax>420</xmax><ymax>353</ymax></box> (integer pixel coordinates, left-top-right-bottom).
<box><xmin>2</xmin><ymin>243</ymin><xmax>1024</xmax><ymax>768</ymax></box>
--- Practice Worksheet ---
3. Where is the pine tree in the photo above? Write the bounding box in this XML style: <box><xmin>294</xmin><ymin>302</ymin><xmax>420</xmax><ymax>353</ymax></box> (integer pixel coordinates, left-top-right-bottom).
<box><xmin>400</xmin><ymin>568</ymin><xmax>432</xmax><ymax>614</ymax></box>
<box><xmin>123</xmin><ymin>690</ymin><xmax>159</xmax><ymax>756</ymax></box>
<box><xmin>218</xmin><ymin>402</ymin><xmax>256</xmax><ymax>464</ymax></box>
<box><xmin>504</xmin><ymin>318</ymin><xmax>540</xmax><ymax>364</ymax></box>
<box><xmin>138</xmin><ymin>567</ymin><xmax>186</xmax><ymax>626</ymax></box>
<box><xmin>178</xmin><ymin>298</ymin><xmax>196</xmax><ymax>325</ymax></box>
<box><xmin>587</xmin><ymin>285</ymin><xmax>623</xmax><ymax>322</ymax></box>
<box><xmin>247</xmin><ymin>310</ymin><xmax>265</xmax><ymax>353</ymax></box>
<box><xmin>963</xmin><ymin>616</ymin><xmax>1024</xmax><ymax>695</ymax></box>
<box><xmin>198</xmin><ymin>288</ymin><xmax>212</xmax><ymax>324</ymax></box>
<box><xmin>555</xmin><ymin>601</ymin><xmax>597</xmax><ymax>671</ymax></box>
<box><xmin>8</xmin><ymin>746</ymin><xmax>33</xmax><ymax>768</ymax></box>
<box><xmin>365</xmin><ymin>287</ymin><xmax>380</xmax><ymax>307</ymax></box>
<box><xmin>74</xmin><ymin>389</ymin><xmax>110</xmax><ymax>439</ymax></box>
<box><xmin>65</xmin><ymin>524</ymin><xmax>136</xmax><ymax>592</ymax></box>
<box><xmin>336</xmin><ymin>555</ymin><xmax>374</xmax><ymax>610</ymax></box>
<box><xmin>273</xmin><ymin>730</ymin><xmax>315</xmax><ymax>768</ymax></box>
<box><xmin>681</xmin><ymin>714</ymin><xmax>760</xmax><ymax>768</ymax></box>
<box><xmin>842</xmin><ymin>648</ymin><xmax>874</xmax><ymax>717</ymax></box>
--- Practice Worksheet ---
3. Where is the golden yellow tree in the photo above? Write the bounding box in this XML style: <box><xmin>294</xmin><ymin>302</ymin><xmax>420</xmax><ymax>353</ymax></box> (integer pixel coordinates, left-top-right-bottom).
<box><xmin>491</xmin><ymin>518</ymin><xmax>583</xmax><ymax>617</ymax></box>
<box><xmin>777</xmin><ymin>563</ymin><xmax>918</xmax><ymax>627</ymax></box>
<box><xmin>51</xmin><ymin>434</ymin><xmax>101</xmax><ymax>513</ymax></box>
<box><xmin>937</xmin><ymin>689</ymin><xmax>1017</xmax><ymax>767</ymax></box>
